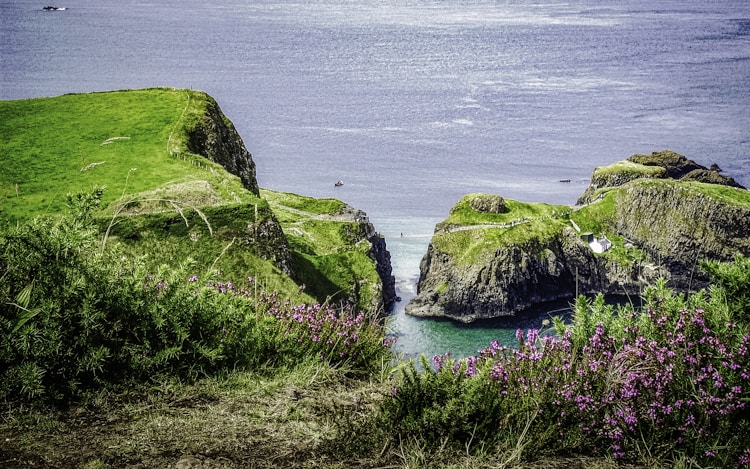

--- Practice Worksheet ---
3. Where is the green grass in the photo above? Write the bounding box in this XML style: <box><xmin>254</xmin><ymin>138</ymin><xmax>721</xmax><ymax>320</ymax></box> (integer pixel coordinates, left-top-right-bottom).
<box><xmin>105</xmin><ymin>203</ymin><xmax>313</xmax><ymax>304</ymax></box>
<box><xmin>0</xmin><ymin>88</ymin><xmax>252</xmax><ymax>222</ymax></box>
<box><xmin>428</xmin><ymin>178</ymin><xmax>750</xmax><ymax>269</ymax></box>
<box><xmin>664</xmin><ymin>179</ymin><xmax>750</xmax><ymax>208</ymax></box>
<box><xmin>570</xmin><ymin>192</ymin><xmax>617</xmax><ymax>235</ymax></box>
<box><xmin>429</xmin><ymin>194</ymin><xmax>570</xmax><ymax>265</ymax></box>
<box><xmin>262</xmin><ymin>189</ymin><xmax>382</xmax><ymax>310</ymax></box>
<box><xmin>591</xmin><ymin>160</ymin><xmax>665</xmax><ymax>179</ymax></box>
<box><xmin>261</xmin><ymin>189</ymin><xmax>346</xmax><ymax>217</ymax></box>
<box><xmin>432</xmin><ymin>219</ymin><xmax>567</xmax><ymax>266</ymax></box>
<box><xmin>439</xmin><ymin>194</ymin><xmax>569</xmax><ymax>227</ymax></box>
<box><xmin>0</xmin><ymin>90</ymin><xmax>386</xmax><ymax>312</ymax></box>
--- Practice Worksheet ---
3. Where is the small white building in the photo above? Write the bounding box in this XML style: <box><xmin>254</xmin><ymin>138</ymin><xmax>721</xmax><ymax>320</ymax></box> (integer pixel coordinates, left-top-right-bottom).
<box><xmin>579</xmin><ymin>232</ymin><xmax>612</xmax><ymax>254</ymax></box>
<box><xmin>590</xmin><ymin>236</ymin><xmax>612</xmax><ymax>254</ymax></box>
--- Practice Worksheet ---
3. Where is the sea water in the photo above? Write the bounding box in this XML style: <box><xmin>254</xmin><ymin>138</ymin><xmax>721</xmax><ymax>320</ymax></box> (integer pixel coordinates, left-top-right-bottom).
<box><xmin>2</xmin><ymin>0</ymin><xmax>749</xmax><ymax>359</ymax></box>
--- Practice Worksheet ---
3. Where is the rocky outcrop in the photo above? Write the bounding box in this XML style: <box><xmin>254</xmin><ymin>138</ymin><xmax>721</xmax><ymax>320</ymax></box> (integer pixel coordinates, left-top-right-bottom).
<box><xmin>468</xmin><ymin>194</ymin><xmax>508</xmax><ymax>214</ymax></box>
<box><xmin>406</xmin><ymin>227</ymin><xmax>667</xmax><ymax>323</ymax></box>
<box><xmin>240</xmin><ymin>206</ymin><xmax>294</xmax><ymax>277</ymax></box>
<box><xmin>577</xmin><ymin>150</ymin><xmax>744</xmax><ymax>204</ymax></box>
<box><xmin>328</xmin><ymin>205</ymin><xmax>397</xmax><ymax>314</ymax></box>
<box><xmin>186</xmin><ymin>95</ymin><xmax>260</xmax><ymax>196</ymax></box>
<box><xmin>368</xmin><ymin>233</ymin><xmax>397</xmax><ymax>313</ymax></box>
<box><xmin>628</xmin><ymin>150</ymin><xmax>744</xmax><ymax>188</ymax></box>
<box><xmin>612</xmin><ymin>180</ymin><xmax>750</xmax><ymax>289</ymax></box>
<box><xmin>407</xmin><ymin>151</ymin><xmax>750</xmax><ymax>322</ymax></box>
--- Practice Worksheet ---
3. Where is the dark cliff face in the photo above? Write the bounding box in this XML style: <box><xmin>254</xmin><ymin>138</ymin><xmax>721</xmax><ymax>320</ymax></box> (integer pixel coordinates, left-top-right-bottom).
<box><xmin>612</xmin><ymin>181</ymin><xmax>750</xmax><ymax>290</ymax></box>
<box><xmin>407</xmin><ymin>152</ymin><xmax>749</xmax><ymax>322</ymax></box>
<box><xmin>368</xmin><ymin>233</ymin><xmax>397</xmax><ymax>314</ymax></box>
<box><xmin>405</xmin><ymin>228</ymin><xmax>666</xmax><ymax>323</ymax></box>
<box><xmin>186</xmin><ymin>96</ymin><xmax>260</xmax><ymax>196</ymax></box>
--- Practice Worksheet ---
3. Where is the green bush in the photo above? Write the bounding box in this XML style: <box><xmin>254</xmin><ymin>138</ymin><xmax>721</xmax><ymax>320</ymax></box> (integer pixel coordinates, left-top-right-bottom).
<box><xmin>0</xmin><ymin>193</ymin><xmax>392</xmax><ymax>404</ymax></box>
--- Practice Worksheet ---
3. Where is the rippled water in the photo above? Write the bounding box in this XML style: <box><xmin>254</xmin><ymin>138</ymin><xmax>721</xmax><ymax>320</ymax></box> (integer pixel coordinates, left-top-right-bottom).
<box><xmin>2</xmin><ymin>0</ymin><xmax>749</xmax><ymax>358</ymax></box>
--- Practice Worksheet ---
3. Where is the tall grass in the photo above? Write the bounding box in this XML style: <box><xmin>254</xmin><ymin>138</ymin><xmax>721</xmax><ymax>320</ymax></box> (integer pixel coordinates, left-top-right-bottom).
<box><xmin>3</xmin><ymin>191</ymin><xmax>749</xmax><ymax>467</ymax></box>
<box><xmin>0</xmin><ymin>196</ymin><xmax>392</xmax><ymax>404</ymax></box>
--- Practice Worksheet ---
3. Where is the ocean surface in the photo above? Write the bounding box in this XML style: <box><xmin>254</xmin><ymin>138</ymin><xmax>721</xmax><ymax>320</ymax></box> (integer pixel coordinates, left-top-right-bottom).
<box><xmin>3</xmin><ymin>0</ymin><xmax>749</xmax><ymax>359</ymax></box>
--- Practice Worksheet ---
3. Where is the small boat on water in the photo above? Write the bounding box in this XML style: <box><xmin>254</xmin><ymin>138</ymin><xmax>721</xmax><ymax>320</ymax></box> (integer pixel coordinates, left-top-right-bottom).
<box><xmin>559</xmin><ymin>179</ymin><xmax>571</xmax><ymax>183</ymax></box>
<box><xmin>334</xmin><ymin>180</ymin><xmax>344</xmax><ymax>187</ymax></box>
<box><xmin>43</xmin><ymin>6</ymin><xmax>66</xmax><ymax>10</ymax></box>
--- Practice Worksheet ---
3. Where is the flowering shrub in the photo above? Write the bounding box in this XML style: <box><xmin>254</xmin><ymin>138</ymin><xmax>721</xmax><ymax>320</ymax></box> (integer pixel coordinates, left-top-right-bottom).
<box><xmin>204</xmin><ymin>277</ymin><xmax>393</xmax><ymax>374</ymax></box>
<box><xmin>0</xmin><ymin>207</ymin><xmax>391</xmax><ymax>404</ymax></box>
<box><xmin>381</xmin><ymin>266</ymin><xmax>750</xmax><ymax>467</ymax></box>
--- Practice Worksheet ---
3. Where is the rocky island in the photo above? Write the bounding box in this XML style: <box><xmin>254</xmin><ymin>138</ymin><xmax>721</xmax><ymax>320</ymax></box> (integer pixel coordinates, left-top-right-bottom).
<box><xmin>406</xmin><ymin>150</ymin><xmax>750</xmax><ymax>323</ymax></box>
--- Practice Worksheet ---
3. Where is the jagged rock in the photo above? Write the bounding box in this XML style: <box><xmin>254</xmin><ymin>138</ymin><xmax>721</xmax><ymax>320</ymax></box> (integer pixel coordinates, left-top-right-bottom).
<box><xmin>578</xmin><ymin>150</ymin><xmax>745</xmax><ymax>204</ymax></box>
<box><xmin>682</xmin><ymin>168</ymin><xmax>744</xmax><ymax>188</ymax></box>
<box><xmin>186</xmin><ymin>95</ymin><xmax>259</xmax><ymax>196</ymax></box>
<box><xmin>627</xmin><ymin>150</ymin><xmax>704</xmax><ymax>179</ymax></box>
<box><xmin>368</xmin><ymin>233</ymin><xmax>397</xmax><ymax>313</ymax></box>
<box><xmin>240</xmin><ymin>209</ymin><xmax>294</xmax><ymax>277</ymax></box>
<box><xmin>329</xmin><ymin>203</ymin><xmax>397</xmax><ymax>314</ymax></box>
<box><xmin>466</xmin><ymin>194</ymin><xmax>508</xmax><ymax>214</ymax></box>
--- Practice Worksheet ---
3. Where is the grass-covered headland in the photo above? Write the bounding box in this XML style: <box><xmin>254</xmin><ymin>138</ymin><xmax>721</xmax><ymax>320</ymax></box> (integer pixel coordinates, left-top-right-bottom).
<box><xmin>0</xmin><ymin>88</ymin><xmax>387</xmax><ymax>314</ymax></box>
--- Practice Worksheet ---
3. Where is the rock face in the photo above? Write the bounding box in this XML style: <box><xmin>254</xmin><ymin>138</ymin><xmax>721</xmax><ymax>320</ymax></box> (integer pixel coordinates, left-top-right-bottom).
<box><xmin>407</xmin><ymin>151</ymin><xmax>750</xmax><ymax>323</ymax></box>
<box><xmin>467</xmin><ymin>194</ymin><xmax>508</xmax><ymax>214</ymax></box>
<box><xmin>242</xmin><ymin>206</ymin><xmax>294</xmax><ymax>277</ymax></box>
<box><xmin>368</xmin><ymin>233</ymin><xmax>397</xmax><ymax>313</ymax></box>
<box><xmin>186</xmin><ymin>95</ymin><xmax>260</xmax><ymax>196</ymax></box>
<box><xmin>612</xmin><ymin>181</ymin><xmax>750</xmax><ymax>288</ymax></box>
<box><xmin>331</xmin><ymin>205</ymin><xmax>397</xmax><ymax>314</ymax></box>
<box><xmin>406</xmin><ymin>226</ymin><xmax>668</xmax><ymax>323</ymax></box>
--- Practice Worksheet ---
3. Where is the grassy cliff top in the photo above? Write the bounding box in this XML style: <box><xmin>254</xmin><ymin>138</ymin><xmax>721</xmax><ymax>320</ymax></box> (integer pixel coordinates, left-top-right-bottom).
<box><xmin>0</xmin><ymin>88</ymin><xmax>255</xmax><ymax>222</ymax></box>
<box><xmin>261</xmin><ymin>189</ymin><xmax>347</xmax><ymax>219</ymax></box>
<box><xmin>261</xmin><ymin>189</ymin><xmax>382</xmax><ymax>311</ymax></box>
<box><xmin>0</xmin><ymin>89</ymin><xmax>385</xmax><ymax>312</ymax></box>
<box><xmin>430</xmin><ymin>177</ymin><xmax>750</xmax><ymax>267</ymax></box>
<box><xmin>431</xmin><ymin>194</ymin><xmax>570</xmax><ymax>265</ymax></box>
<box><xmin>439</xmin><ymin>193</ymin><xmax>568</xmax><ymax>227</ymax></box>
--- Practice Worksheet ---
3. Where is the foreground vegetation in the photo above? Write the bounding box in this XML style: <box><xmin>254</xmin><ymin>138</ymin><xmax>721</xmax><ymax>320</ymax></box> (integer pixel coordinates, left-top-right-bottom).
<box><xmin>2</xmin><ymin>198</ymin><xmax>749</xmax><ymax>467</ymax></box>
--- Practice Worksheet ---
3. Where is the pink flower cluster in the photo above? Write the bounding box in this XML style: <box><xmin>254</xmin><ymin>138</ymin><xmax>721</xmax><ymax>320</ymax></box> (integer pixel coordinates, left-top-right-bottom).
<box><xmin>431</xmin><ymin>304</ymin><xmax>750</xmax><ymax>464</ymax></box>
<box><xmin>204</xmin><ymin>275</ymin><xmax>392</xmax><ymax>366</ymax></box>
